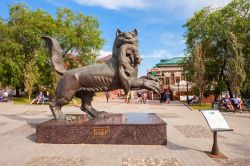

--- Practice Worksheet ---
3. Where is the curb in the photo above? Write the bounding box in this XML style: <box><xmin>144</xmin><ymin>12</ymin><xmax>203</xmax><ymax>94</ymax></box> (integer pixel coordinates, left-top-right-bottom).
<box><xmin>182</xmin><ymin>102</ymin><xmax>193</xmax><ymax>111</ymax></box>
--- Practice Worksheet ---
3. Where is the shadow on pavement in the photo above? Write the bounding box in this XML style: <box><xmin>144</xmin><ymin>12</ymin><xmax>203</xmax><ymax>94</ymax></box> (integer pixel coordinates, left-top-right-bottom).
<box><xmin>166</xmin><ymin>141</ymin><xmax>204</xmax><ymax>153</ymax></box>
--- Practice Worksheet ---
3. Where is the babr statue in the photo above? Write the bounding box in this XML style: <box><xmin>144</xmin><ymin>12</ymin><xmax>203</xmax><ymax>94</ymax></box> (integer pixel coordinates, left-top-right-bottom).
<box><xmin>42</xmin><ymin>29</ymin><xmax>160</xmax><ymax>121</ymax></box>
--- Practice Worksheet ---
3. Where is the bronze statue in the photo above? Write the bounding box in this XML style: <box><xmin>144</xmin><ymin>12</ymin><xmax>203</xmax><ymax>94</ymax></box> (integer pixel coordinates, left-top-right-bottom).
<box><xmin>42</xmin><ymin>29</ymin><xmax>160</xmax><ymax>121</ymax></box>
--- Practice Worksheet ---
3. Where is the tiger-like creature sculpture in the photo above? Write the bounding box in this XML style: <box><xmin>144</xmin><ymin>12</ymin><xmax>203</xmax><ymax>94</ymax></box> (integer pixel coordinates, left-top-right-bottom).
<box><xmin>42</xmin><ymin>29</ymin><xmax>160</xmax><ymax>121</ymax></box>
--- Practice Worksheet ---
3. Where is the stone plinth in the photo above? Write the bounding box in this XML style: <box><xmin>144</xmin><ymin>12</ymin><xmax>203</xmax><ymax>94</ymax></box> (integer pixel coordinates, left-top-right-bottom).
<box><xmin>36</xmin><ymin>113</ymin><xmax>167</xmax><ymax>145</ymax></box>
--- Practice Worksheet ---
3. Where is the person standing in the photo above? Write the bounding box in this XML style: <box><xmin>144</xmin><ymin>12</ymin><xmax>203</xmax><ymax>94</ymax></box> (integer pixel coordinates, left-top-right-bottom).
<box><xmin>126</xmin><ymin>91</ymin><xmax>132</xmax><ymax>104</ymax></box>
<box><xmin>105</xmin><ymin>91</ymin><xmax>110</xmax><ymax>103</ymax></box>
<box><xmin>142</xmin><ymin>91</ymin><xmax>148</xmax><ymax>104</ymax></box>
<box><xmin>160</xmin><ymin>90</ymin><xmax>165</xmax><ymax>103</ymax></box>
<box><xmin>165</xmin><ymin>90</ymin><xmax>171</xmax><ymax>104</ymax></box>
<box><xmin>137</xmin><ymin>91</ymin><xmax>142</xmax><ymax>104</ymax></box>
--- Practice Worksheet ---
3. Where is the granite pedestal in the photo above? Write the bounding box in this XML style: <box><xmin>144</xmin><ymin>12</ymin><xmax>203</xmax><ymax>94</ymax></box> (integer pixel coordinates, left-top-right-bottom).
<box><xmin>36</xmin><ymin>113</ymin><xmax>167</xmax><ymax>145</ymax></box>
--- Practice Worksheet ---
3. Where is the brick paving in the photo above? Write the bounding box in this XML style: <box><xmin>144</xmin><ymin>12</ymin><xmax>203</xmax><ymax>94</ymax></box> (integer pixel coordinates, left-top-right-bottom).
<box><xmin>213</xmin><ymin>158</ymin><xmax>250</xmax><ymax>166</ymax></box>
<box><xmin>26</xmin><ymin>157</ymin><xmax>89</xmax><ymax>166</ymax></box>
<box><xmin>122</xmin><ymin>158</ymin><xmax>183</xmax><ymax>166</ymax></box>
<box><xmin>0</xmin><ymin>98</ymin><xmax>249</xmax><ymax>166</ymax></box>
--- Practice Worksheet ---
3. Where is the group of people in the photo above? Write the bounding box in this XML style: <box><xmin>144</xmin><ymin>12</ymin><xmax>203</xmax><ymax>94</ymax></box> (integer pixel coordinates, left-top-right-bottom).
<box><xmin>30</xmin><ymin>91</ymin><xmax>50</xmax><ymax>105</ymax></box>
<box><xmin>137</xmin><ymin>91</ymin><xmax>148</xmax><ymax>104</ymax></box>
<box><xmin>160</xmin><ymin>89</ymin><xmax>171</xmax><ymax>104</ymax></box>
<box><xmin>123</xmin><ymin>90</ymin><xmax>148</xmax><ymax>104</ymax></box>
<box><xmin>222</xmin><ymin>94</ymin><xmax>243</xmax><ymax>112</ymax></box>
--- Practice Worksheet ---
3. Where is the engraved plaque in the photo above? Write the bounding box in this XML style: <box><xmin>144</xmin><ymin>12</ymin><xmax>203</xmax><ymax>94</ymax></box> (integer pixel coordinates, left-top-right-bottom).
<box><xmin>92</xmin><ymin>127</ymin><xmax>110</xmax><ymax>137</ymax></box>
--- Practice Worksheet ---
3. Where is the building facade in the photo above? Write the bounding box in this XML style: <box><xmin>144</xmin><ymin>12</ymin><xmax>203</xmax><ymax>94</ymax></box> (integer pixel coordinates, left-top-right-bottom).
<box><xmin>148</xmin><ymin>57</ymin><xmax>191</xmax><ymax>99</ymax></box>
<box><xmin>152</xmin><ymin>57</ymin><xmax>186</xmax><ymax>87</ymax></box>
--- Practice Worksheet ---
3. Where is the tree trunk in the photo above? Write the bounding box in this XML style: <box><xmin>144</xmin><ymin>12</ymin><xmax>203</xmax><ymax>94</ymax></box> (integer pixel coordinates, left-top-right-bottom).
<box><xmin>28</xmin><ymin>92</ymin><xmax>31</xmax><ymax>102</ymax></box>
<box><xmin>200</xmin><ymin>90</ymin><xmax>203</xmax><ymax>105</ymax></box>
<box><xmin>225</xmin><ymin>80</ymin><xmax>233</xmax><ymax>98</ymax></box>
<box><xmin>215</xmin><ymin>55</ymin><xmax>227</xmax><ymax>102</ymax></box>
<box><xmin>15</xmin><ymin>87</ymin><xmax>20</xmax><ymax>97</ymax></box>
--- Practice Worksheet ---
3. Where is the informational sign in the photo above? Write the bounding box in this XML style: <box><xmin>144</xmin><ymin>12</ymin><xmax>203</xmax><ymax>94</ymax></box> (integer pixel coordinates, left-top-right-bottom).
<box><xmin>147</xmin><ymin>68</ymin><xmax>161</xmax><ymax>75</ymax></box>
<box><xmin>200</xmin><ymin>110</ymin><xmax>233</xmax><ymax>131</ymax></box>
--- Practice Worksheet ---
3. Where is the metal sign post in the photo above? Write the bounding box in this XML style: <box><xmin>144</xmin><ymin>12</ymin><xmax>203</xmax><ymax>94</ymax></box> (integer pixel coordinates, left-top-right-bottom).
<box><xmin>211</xmin><ymin>131</ymin><xmax>219</xmax><ymax>155</ymax></box>
<box><xmin>200</xmin><ymin>110</ymin><xmax>233</xmax><ymax>158</ymax></box>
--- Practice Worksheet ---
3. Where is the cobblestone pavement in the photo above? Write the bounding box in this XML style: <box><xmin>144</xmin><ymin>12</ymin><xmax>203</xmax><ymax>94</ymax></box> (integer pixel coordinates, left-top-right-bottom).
<box><xmin>0</xmin><ymin>98</ymin><xmax>249</xmax><ymax>166</ymax></box>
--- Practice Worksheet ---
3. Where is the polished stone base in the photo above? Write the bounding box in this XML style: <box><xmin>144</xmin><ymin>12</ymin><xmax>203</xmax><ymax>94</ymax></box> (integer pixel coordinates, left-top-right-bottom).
<box><xmin>36</xmin><ymin>113</ymin><xmax>167</xmax><ymax>145</ymax></box>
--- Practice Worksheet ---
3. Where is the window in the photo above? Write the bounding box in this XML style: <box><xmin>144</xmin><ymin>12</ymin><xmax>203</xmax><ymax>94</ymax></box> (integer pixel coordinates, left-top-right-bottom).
<box><xmin>165</xmin><ymin>77</ymin><xmax>170</xmax><ymax>85</ymax></box>
<box><xmin>176</xmin><ymin>77</ymin><xmax>180</xmax><ymax>83</ymax></box>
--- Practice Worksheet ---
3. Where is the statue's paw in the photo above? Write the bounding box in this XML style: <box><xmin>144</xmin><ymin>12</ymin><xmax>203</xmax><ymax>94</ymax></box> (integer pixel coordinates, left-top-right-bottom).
<box><xmin>96</xmin><ymin>111</ymin><xmax>109</xmax><ymax>118</ymax></box>
<box><xmin>140</xmin><ymin>75</ymin><xmax>159</xmax><ymax>82</ymax></box>
<box><xmin>57</xmin><ymin>113</ymin><xmax>66</xmax><ymax>122</ymax></box>
<box><xmin>65</xmin><ymin>115</ymin><xmax>81</xmax><ymax>122</ymax></box>
<box><xmin>144</xmin><ymin>79</ymin><xmax>160</xmax><ymax>94</ymax></box>
<box><xmin>147</xmin><ymin>75</ymin><xmax>159</xmax><ymax>82</ymax></box>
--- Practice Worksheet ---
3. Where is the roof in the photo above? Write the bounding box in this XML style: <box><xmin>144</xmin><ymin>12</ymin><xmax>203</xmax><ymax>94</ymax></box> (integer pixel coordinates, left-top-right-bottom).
<box><xmin>96</xmin><ymin>54</ymin><xmax>112</xmax><ymax>63</ymax></box>
<box><xmin>154</xmin><ymin>57</ymin><xmax>184</xmax><ymax>67</ymax></box>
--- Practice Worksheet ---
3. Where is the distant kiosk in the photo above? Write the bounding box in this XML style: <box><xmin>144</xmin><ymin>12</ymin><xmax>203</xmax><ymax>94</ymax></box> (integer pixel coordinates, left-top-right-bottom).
<box><xmin>200</xmin><ymin>110</ymin><xmax>233</xmax><ymax>158</ymax></box>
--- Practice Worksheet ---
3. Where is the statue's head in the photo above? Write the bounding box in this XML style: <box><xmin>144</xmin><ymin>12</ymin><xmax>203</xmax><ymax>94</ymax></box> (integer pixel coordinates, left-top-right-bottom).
<box><xmin>115</xmin><ymin>29</ymin><xmax>138</xmax><ymax>48</ymax></box>
<box><xmin>114</xmin><ymin>29</ymin><xmax>140</xmax><ymax>94</ymax></box>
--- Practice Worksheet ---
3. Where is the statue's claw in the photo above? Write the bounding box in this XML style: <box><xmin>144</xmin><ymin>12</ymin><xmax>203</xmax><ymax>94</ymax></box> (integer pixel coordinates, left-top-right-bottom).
<box><xmin>57</xmin><ymin>113</ymin><xmax>66</xmax><ymax>121</ymax></box>
<box><xmin>143</xmin><ymin>79</ymin><xmax>160</xmax><ymax>94</ymax></box>
<box><xmin>95</xmin><ymin>111</ymin><xmax>109</xmax><ymax>118</ymax></box>
<box><xmin>81</xmin><ymin>106</ymin><xmax>109</xmax><ymax>118</ymax></box>
<box><xmin>139</xmin><ymin>75</ymin><xmax>159</xmax><ymax>82</ymax></box>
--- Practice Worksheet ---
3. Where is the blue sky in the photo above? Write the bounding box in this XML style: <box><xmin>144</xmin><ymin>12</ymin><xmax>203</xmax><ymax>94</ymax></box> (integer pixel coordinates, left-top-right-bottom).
<box><xmin>0</xmin><ymin>0</ymin><xmax>231</xmax><ymax>76</ymax></box>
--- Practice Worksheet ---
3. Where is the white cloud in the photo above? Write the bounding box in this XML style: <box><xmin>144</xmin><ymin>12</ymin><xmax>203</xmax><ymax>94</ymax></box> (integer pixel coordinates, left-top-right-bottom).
<box><xmin>160</xmin><ymin>32</ymin><xmax>185</xmax><ymax>47</ymax></box>
<box><xmin>72</xmin><ymin>0</ymin><xmax>231</xmax><ymax>13</ymax></box>
<box><xmin>72</xmin><ymin>0</ymin><xmax>147</xmax><ymax>10</ymax></box>
<box><xmin>154</xmin><ymin>0</ymin><xmax>231</xmax><ymax>10</ymax></box>
<box><xmin>97</xmin><ymin>50</ymin><xmax>112</xmax><ymax>58</ymax></box>
<box><xmin>141</xmin><ymin>49</ymin><xmax>183</xmax><ymax>59</ymax></box>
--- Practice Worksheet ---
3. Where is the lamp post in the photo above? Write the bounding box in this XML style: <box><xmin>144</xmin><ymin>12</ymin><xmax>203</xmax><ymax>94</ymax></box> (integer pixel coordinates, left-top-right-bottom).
<box><xmin>177</xmin><ymin>81</ymin><xmax>180</xmax><ymax>101</ymax></box>
<box><xmin>185</xmin><ymin>71</ymin><xmax>189</xmax><ymax>104</ymax></box>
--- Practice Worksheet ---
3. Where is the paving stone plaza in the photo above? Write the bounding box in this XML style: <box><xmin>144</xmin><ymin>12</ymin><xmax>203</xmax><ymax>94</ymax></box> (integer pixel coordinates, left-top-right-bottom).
<box><xmin>0</xmin><ymin>98</ymin><xmax>249</xmax><ymax>166</ymax></box>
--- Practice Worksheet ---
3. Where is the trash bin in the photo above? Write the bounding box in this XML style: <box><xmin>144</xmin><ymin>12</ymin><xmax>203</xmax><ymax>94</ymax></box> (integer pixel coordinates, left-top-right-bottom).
<box><xmin>212</xmin><ymin>102</ymin><xmax>220</xmax><ymax>110</ymax></box>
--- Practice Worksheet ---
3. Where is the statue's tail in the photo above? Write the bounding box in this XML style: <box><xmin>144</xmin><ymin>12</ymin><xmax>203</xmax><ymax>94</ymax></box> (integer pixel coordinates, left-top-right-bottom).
<box><xmin>41</xmin><ymin>36</ymin><xmax>67</xmax><ymax>76</ymax></box>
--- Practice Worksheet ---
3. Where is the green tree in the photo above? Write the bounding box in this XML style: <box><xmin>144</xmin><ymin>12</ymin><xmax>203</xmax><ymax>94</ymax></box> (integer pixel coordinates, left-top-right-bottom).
<box><xmin>0</xmin><ymin>3</ymin><xmax>104</xmax><ymax>98</ymax></box>
<box><xmin>191</xmin><ymin>42</ymin><xmax>206</xmax><ymax>104</ymax></box>
<box><xmin>55</xmin><ymin>8</ymin><xmax>105</xmax><ymax>67</ymax></box>
<box><xmin>183</xmin><ymin>0</ymin><xmax>249</xmax><ymax>100</ymax></box>
<box><xmin>24</xmin><ymin>56</ymin><xmax>39</xmax><ymax>102</ymax></box>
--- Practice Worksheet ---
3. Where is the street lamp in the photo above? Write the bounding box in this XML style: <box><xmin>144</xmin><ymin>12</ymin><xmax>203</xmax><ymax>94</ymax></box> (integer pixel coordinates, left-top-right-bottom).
<box><xmin>177</xmin><ymin>81</ymin><xmax>180</xmax><ymax>101</ymax></box>
<box><xmin>185</xmin><ymin>71</ymin><xmax>189</xmax><ymax>104</ymax></box>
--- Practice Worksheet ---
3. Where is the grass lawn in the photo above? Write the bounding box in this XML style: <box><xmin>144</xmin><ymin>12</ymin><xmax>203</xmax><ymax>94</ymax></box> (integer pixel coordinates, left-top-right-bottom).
<box><xmin>12</xmin><ymin>97</ymin><xmax>81</xmax><ymax>106</ymax></box>
<box><xmin>12</xmin><ymin>97</ymin><xmax>30</xmax><ymax>104</ymax></box>
<box><xmin>189</xmin><ymin>103</ymin><xmax>212</xmax><ymax>111</ymax></box>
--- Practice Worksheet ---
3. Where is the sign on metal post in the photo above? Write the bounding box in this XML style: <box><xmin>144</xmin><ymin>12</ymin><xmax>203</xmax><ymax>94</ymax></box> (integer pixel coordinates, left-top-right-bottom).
<box><xmin>201</xmin><ymin>110</ymin><xmax>232</xmax><ymax>131</ymax></box>
<box><xmin>200</xmin><ymin>110</ymin><xmax>233</xmax><ymax>158</ymax></box>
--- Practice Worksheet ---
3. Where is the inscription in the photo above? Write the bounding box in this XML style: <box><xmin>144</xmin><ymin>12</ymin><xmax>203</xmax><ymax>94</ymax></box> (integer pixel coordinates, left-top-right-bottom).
<box><xmin>92</xmin><ymin>127</ymin><xmax>110</xmax><ymax>137</ymax></box>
